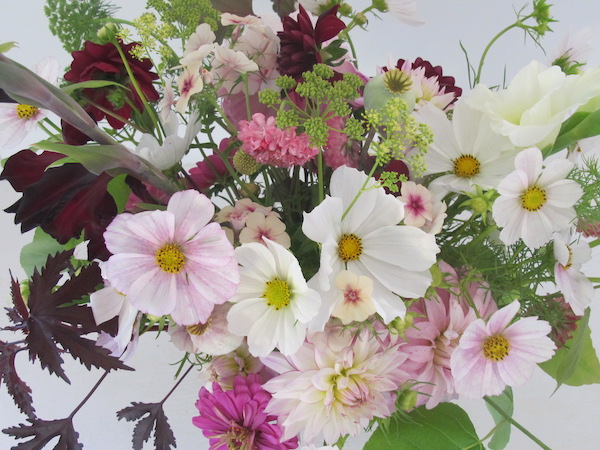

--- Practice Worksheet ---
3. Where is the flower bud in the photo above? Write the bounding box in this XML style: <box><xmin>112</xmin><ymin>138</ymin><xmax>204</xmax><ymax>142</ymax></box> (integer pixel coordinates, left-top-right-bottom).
<box><xmin>97</xmin><ymin>22</ymin><xmax>120</xmax><ymax>43</ymax></box>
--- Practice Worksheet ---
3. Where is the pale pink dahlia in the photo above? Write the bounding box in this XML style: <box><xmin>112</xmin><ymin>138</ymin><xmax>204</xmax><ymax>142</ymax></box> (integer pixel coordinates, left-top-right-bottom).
<box><xmin>402</xmin><ymin>263</ymin><xmax>497</xmax><ymax>409</ymax></box>
<box><xmin>238</xmin><ymin>113</ymin><xmax>319</xmax><ymax>168</ymax></box>
<box><xmin>262</xmin><ymin>326</ymin><xmax>409</xmax><ymax>445</ymax></box>
<box><xmin>193</xmin><ymin>374</ymin><xmax>298</xmax><ymax>450</ymax></box>
<box><xmin>451</xmin><ymin>300</ymin><xmax>556</xmax><ymax>398</ymax></box>
<box><xmin>102</xmin><ymin>190</ymin><xmax>239</xmax><ymax>326</ymax></box>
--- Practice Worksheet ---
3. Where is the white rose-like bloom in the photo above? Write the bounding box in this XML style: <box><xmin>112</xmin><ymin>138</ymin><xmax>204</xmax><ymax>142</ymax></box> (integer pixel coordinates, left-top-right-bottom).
<box><xmin>492</xmin><ymin>147</ymin><xmax>583</xmax><ymax>250</ymax></box>
<box><xmin>466</xmin><ymin>60</ymin><xmax>600</xmax><ymax>149</ymax></box>
<box><xmin>302</xmin><ymin>166</ymin><xmax>439</xmax><ymax>327</ymax></box>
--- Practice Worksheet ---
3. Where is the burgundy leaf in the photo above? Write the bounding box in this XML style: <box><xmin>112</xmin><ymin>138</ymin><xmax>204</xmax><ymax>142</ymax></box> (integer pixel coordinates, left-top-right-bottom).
<box><xmin>117</xmin><ymin>402</ymin><xmax>176</xmax><ymax>450</ymax></box>
<box><xmin>0</xmin><ymin>150</ymin><xmax>63</xmax><ymax>192</ymax></box>
<box><xmin>25</xmin><ymin>250</ymin><xmax>131</xmax><ymax>383</ymax></box>
<box><xmin>2</xmin><ymin>417</ymin><xmax>82</xmax><ymax>450</ymax></box>
<box><xmin>0</xmin><ymin>341</ymin><xmax>35</xmax><ymax>419</ymax></box>
<box><xmin>10</xmin><ymin>273</ymin><xmax>29</xmax><ymax>323</ymax></box>
<box><xmin>314</xmin><ymin>5</ymin><xmax>346</xmax><ymax>44</ymax></box>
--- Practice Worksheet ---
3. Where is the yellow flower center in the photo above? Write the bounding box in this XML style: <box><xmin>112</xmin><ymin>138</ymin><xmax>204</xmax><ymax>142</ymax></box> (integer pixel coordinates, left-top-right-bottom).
<box><xmin>155</xmin><ymin>243</ymin><xmax>185</xmax><ymax>274</ymax></box>
<box><xmin>564</xmin><ymin>245</ymin><xmax>573</xmax><ymax>269</ymax></box>
<box><xmin>16</xmin><ymin>104</ymin><xmax>39</xmax><ymax>120</ymax></box>
<box><xmin>384</xmin><ymin>68</ymin><xmax>412</xmax><ymax>94</ymax></box>
<box><xmin>520</xmin><ymin>186</ymin><xmax>547</xmax><ymax>211</ymax></box>
<box><xmin>453</xmin><ymin>155</ymin><xmax>481</xmax><ymax>178</ymax></box>
<box><xmin>263</xmin><ymin>278</ymin><xmax>291</xmax><ymax>310</ymax></box>
<box><xmin>483</xmin><ymin>335</ymin><xmax>510</xmax><ymax>361</ymax></box>
<box><xmin>338</xmin><ymin>234</ymin><xmax>363</xmax><ymax>262</ymax></box>
<box><xmin>186</xmin><ymin>318</ymin><xmax>212</xmax><ymax>336</ymax></box>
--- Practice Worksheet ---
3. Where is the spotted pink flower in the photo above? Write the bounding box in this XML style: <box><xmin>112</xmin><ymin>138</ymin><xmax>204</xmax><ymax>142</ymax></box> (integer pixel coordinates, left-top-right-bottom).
<box><xmin>238</xmin><ymin>113</ymin><xmax>319</xmax><ymax>168</ymax></box>
<box><xmin>399</xmin><ymin>181</ymin><xmax>433</xmax><ymax>227</ymax></box>
<box><xmin>193</xmin><ymin>374</ymin><xmax>298</xmax><ymax>450</ymax></box>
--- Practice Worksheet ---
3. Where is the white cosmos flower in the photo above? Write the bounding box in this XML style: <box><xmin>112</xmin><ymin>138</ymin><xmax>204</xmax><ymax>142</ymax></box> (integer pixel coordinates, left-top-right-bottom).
<box><xmin>414</xmin><ymin>100</ymin><xmax>516</xmax><ymax>196</ymax></box>
<box><xmin>133</xmin><ymin>110</ymin><xmax>201</xmax><ymax>170</ymax></box>
<box><xmin>302</xmin><ymin>166</ymin><xmax>439</xmax><ymax>327</ymax></box>
<box><xmin>227</xmin><ymin>238</ymin><xmax>320</xmax><ymax>357</ymax></box>
<box><xmin>466</xmin><ymin>60</ymin><xmax>600</xmax><ymax>148</ymax></box>
<box><xmin>553</xmin><ymin>231</ymin><xmax>594</xmax><ymax>315</ymax></box>
<box><xmin>492</xmin><ymin>147</ymin><xmax>583</xmax><ymax>249</ymax></box>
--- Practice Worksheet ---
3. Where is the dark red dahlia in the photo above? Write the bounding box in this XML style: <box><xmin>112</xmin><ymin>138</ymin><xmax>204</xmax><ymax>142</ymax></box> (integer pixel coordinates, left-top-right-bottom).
<box><xmin>396</xmin><ymin>57</ymin><xmax>462</xmax><ymax>105</ymax></box>
<box><xmin>64</xmin><ymin>40</ymin><xmax>159</xmax><ymax>129</ymax></box>
<box><xmin>277</xmin><ymin>4</ymin><xmax>346</xmax><ymax>79</ymax></box>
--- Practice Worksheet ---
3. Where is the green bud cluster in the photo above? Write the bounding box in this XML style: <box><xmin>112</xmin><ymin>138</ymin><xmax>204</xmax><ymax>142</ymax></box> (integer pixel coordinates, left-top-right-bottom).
<box><xmin>378</xmin><ymin>171</ymin><xmax>401</xmax><ymax>193</ymax></box>
<box><xmin>304</xmin><ymin>116</ymin><xmax>330</xmax><ymax>148</ymax></box>
<box><xmin>258</xmin><ymin>89</ymin><xmax>281</xmax><ymax>108</ymax></box>
<box><xmin>531</xmin><ymin>0</ymin><xmax>555</xmax><ymax>36</ymax></box>
<box><xmin>344</xmin><ymin>117</ymin><xmax>365</xmax><ymax>141</ymax></box>
<box><xmin>147</xmin><ymin>0</ymin><xmax>219</xmax><ymax>38</ymax></box>
<box><xmin>275</xmin><ymin>75</ymin><xmax>296</xmax><ymax>90</ymax></box>
<box><xmin>276</xmin><ymin>109</ymin><xmax>301</xmax><ymax>129</ymax></box>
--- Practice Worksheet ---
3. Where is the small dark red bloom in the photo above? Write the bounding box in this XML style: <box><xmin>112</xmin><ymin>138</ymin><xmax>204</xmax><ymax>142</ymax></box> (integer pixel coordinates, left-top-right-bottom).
<box><xmin>395</xmin><ymin>57</ymin><xmax>462</xmax><ymax>104</ymax></box>
<box><xmin>64</xmin><ymin>40</ymin><xmax>159</xmax><ymax>129</ymax></box>
<box><xmin>277</xmin><ymin>5</ymin><xmax>346</xmax><ymax>79</ymax></box>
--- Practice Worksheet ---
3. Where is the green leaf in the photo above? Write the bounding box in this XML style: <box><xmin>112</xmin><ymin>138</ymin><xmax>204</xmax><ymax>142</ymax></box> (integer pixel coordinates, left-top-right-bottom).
<box><xmin>364</xmin><ymin>403</ymin><xmax>484</xmax><ymax>450</ymax></box>
<box><xmin>485</xmin><ymin>387</ymin><xmax>513</xmax><ymax>450</ymax></box>
<box><xmin>0</xmin><ymin>41</ymin><xmax>18</xmax><ymax>53</ymax></box>
<box><xmin>61</xmin><ymin>79</ymin><xmax>128</xmax><ymax>95</ymax></box>
<box><xmin>540</xmin><ymin>309</ymin><xmax>600</xmax><ymax>388</ymax></box>
<box><xmin>106</xmin><ymin>174</ymin><xmax>131</xmax><ymax>213</ymax></box>
<box><xmin>550</xmin><ymin>110</ymin><xmax>600</xmax><ymax>154</ymax></box>
<box><xmin>20</xmin><ymin>228</ymin><xmax>80</xmax><ymax>277</ymax></box>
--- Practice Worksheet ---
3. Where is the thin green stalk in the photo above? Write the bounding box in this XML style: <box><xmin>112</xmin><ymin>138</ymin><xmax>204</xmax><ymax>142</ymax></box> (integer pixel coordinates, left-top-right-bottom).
<box><xmin>43</xmin><ymin>117</ymin><xmax>62</xmax><ymax>133</ymax></box>
<box><xmin>484</xmin><ymin>397</ymin><xmax>551</xmax><ymax>450</ymax></box>
<box><xmin>317</xmin><ymin>149</ymin><xmax>325</xmax><ymax>204</ymax></box>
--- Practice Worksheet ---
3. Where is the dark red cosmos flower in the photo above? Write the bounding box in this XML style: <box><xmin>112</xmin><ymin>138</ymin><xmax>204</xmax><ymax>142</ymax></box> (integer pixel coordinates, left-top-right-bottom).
<box><xmin>395</xmin><ymin>57</ymin><xmax>462</xmax><ymax>104</ymax></box>
<box><xmin>64</xmin><ymin>40</ymin><xmax>160</xmax><ymax>129</ymax></box>
<box><xmin>277</xmin><ymin>4</ymin><xmax>346</xmax><ymax>79</ymax></box>
<box><xmin>1</xmin><ymin>150</ymin><xmax>117</xmax><ymax>260</ymax></box>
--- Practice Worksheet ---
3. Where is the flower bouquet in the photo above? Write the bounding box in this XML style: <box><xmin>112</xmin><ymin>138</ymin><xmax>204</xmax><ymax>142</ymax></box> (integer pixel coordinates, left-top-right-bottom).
<box><xmin>1</xmin><ymin>0</ymin><xmax>600</xmax><ymax>449</ymax></box>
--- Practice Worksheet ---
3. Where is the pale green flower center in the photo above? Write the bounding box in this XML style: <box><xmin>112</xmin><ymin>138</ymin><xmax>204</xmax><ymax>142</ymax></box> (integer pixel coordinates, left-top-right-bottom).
<box><xmin>338</xmin><ymin>233</ymin><xmax>363</xmax><ymax>262</ymax></box>
<box><xmin>384</xmin><ymin>68</ymin><xmax>412</xmax><ymax>94</ymax></box>
<box><xmin>263</xmin><ymin>278</ymin><xmax>291</xmax><ymax>310</ymax></box>
<box><xmin>453</xmin><ymin>155</ymin><xmax>481</xmax><ymax>178</ymax></box>
<box><xmin>155</xmin><ymin>243</ymin><xmax>185</xmax><ymax>273</ymax></box>
<box><xmin>483</xmin><ymin>334</ymin><xmax>510</xmax><ymax>361</ymax></box>
<box><xmin>16</xmin><ymin>104</ymin><xmax>39</xmax><ymax>120</ymax></box>
<box><xmin>520</xmin><ymin>185</ymin><xmax>547</xmax><ymax>211</ymax></box>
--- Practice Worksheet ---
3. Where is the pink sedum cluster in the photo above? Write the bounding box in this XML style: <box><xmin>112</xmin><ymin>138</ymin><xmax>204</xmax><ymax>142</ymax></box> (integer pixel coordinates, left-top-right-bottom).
<box><xmin>238</xmin><ymin>113</ymin><xmax>319</xmax><ymax>168</ymax></box>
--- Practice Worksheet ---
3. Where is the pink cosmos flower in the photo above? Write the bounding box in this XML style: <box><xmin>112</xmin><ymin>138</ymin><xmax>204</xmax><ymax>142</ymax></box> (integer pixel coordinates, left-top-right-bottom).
<box><xmin>402</xmin><ymin>262</ymin><xmax>497</xmax><ymax>408</ymax></box>
<box><xmin>262</xmin><ymin>325</ymin><xmax>409</xmax><ymax>445</ymax></box>
<box><xmin>238</xmin><ymin>113</ymin><xmax>319</xmax><ymax>168</ymax></box>
<box><xmin>176</xmin><ymin>61</ymin><xmax>204</xmax><ymax>114</ymax></box>
<box><xmin>239</xmin><ymin>211</ymin><xmax>291</xmax><ymax>248</ymax></box>
<box><xmin>193</xmin><ymin>374</ymin><xmax>298</xmax><ymax>450</ymax></box>
<box><xmin>451</xmin><ymin>300</ymin><xmax>556</xmax><ymax>399</ymax></box>
<box><xmin>399</xmin><ymin>181</ymin><xmax>433</xmax><ymax>227</ymax></box>
<box><xmin>102</xmin><ymin>190</ymin><xmax>239</xmax><ymax>326</ymax></box>
<box><xmin>216</xmin><ymin>198</ymin><xmax>276</xmax><ymax>232</ymax></box>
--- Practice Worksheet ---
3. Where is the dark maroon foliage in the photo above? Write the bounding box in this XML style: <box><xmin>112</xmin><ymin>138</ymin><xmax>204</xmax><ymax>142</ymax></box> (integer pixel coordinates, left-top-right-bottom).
<box><xmin>1</xmin><ymin>150</ymin><xmax>117</xmax><ymax>260</ymax></box>
<box><xmin>3</xmin><ymin>417</ymin><xmax>82</xmax><ymax>449</ymax></box>
<box><xmin>0</xmin><ymin>340</ymin><xmax>35</xmax><ymax>419</ymax></box>
<box><xmin>395</xmin><ymin>57</ymin><xmax>463</xmax><ymax>104</ymax></box>
<box><xmin>277</xmin><ymin>4</ymin><xmax>346</xmax><ymax>79</ymax></box>
<box><xmin>64</xmin><ymin>40</ymin><xmax>159</xmax><ymax>129</ymax></box>
<box><xmin>117</xmin><ymin>402</ymin><xmax>176</xmax><ymax>450</ymax></box>
<box><xmin>17</xmin><ymin>250</ymin><xmax>129</xmax><ymax>383</ymax></box>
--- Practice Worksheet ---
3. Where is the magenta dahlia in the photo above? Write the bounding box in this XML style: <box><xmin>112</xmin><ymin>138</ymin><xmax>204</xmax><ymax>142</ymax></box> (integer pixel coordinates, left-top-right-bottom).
<box><xmin>193</xmin><ymin>374</ymin><xmax>298</xmax><ymax>450</ymax></box>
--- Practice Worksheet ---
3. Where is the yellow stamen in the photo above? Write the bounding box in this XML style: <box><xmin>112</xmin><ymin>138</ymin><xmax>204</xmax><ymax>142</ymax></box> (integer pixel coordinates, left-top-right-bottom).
<box><xmin>483</xmin><ymin>335</ymin><xmax>510</xmax><ymax>361</ymax></box>
<box><xmin>453</xmin><ymin>155</ymin><xmax>481</xmax><ymax>178</ymax></box>
<box><xmin>16</xmin><ymin>104</ymin><xmax>39</xmax><ymax>120</ymax></box>
<box><xmin>263</xmin><ymin>278</ymin><xmax>291</xmax><ymax>310</ymax></box>
<box><xmin>186</xmin><ymin>318</ymin><xmax>212</xmax><ymax>336</ymax></box>
<box><xmin>520</xmin><ymin>186</ymin><xmax>547</xmax><ymax>211</ymax></box>
<box><xmin>338</xmin><ymin>234</ymin><xmax>363</xmax><ymax>262</ymax></box>
<box><xmin>155</xmin><ymin>243</ymin><xmax>185</xmax><ymax>273</ymax></box>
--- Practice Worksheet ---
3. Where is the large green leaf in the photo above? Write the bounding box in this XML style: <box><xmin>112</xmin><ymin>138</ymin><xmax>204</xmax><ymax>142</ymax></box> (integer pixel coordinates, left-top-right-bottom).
<box><xmin>20</xmin><ymin>228</ymin><xmax>80</xmax><ymax>277</ymax></box>
<box><xmin>106</xmin><ymin>174</ymin><xmax>131</xmax><ymax>213</ymax></box>
<box><xmin>550</xmin><ymin>110</ymin><xmax>600</xmax><ymax>154</ymax></box>
<box><xmin>364</xmin><ymin>403</ymin><xmax>484</xmax><ymax>450</ymax></box>
<box><xmin>485</xmin><ymin>388</ymin><xmax>513</xmax><ymax>450</ymax></box>
<box><xmin>540</xmin><ymin>309</ymin><xmax>600</xmax><ymax>388</ymax></box>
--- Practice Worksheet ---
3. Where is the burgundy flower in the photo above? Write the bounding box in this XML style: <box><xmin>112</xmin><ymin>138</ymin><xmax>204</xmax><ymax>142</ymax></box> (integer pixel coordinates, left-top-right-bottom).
<box><xmin>1</xmin><ymin>150</ymin><xmax>117</xmax><ymax>260</ymax></box>
<box><xmin>395</xmin><ymin>57</ymin><xmax>462</xmax><ymax>103</ymax></box>
<box><xmin>64</xmin><ymin>40</ymin><xmax>159</xmax><ymax>129</ymax></box>
<box><xmin>193</xmin><ymin>374</ymin><xmax>298</xmax><ymax>450</ymax></box>
<box><xmin>189</xmin><ymin>139</ymin><xmax>232</xmax><ymax>191</ymax></box>
<box><xmin>277</xmin><ymin>5</ymin><xmax>346</xmax><ymax>79</ymax></box>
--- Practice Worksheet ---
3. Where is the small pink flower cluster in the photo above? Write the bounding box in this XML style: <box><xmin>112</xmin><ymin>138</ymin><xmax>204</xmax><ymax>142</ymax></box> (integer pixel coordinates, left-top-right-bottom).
<box><xmin>238</xmin><ymin>113</ymin><xmax>319</xmax><ymax>168</ymax></box>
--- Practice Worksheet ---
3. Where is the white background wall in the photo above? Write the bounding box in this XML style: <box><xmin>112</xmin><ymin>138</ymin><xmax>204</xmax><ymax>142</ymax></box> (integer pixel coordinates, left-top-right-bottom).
<box><xmin>1</xmin><ymin>1</ymin><xmax>599</xmax><ymax>449</ymax></box>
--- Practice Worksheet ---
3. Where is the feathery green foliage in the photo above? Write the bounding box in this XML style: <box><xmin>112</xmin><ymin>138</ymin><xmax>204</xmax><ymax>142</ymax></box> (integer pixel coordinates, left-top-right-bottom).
<box><xmin>45</xmin><ymin>0</ymin><xmax>118</xmax><ymax>52</ymax></box>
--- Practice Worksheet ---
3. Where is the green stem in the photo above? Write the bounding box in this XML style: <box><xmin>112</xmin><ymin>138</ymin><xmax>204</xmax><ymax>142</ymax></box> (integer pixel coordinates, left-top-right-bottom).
<box><xmin>589</xmin><ymin>238</ymin><xmax>600</xmax><ymax>248</ymax></box>
<box><xmin>43</xmin><ymin>117</ymin><xmax>62</xmax><ymax>133</ymax></box>
<box><xmin>484</xmin><ymin>397</ymin><xmax>551</xmax><ymax>450</ymax></box>
<box><xmin>317</xmin><ymin>149</ymin><xmax>325</xmax><ymax>204</ymax></box>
